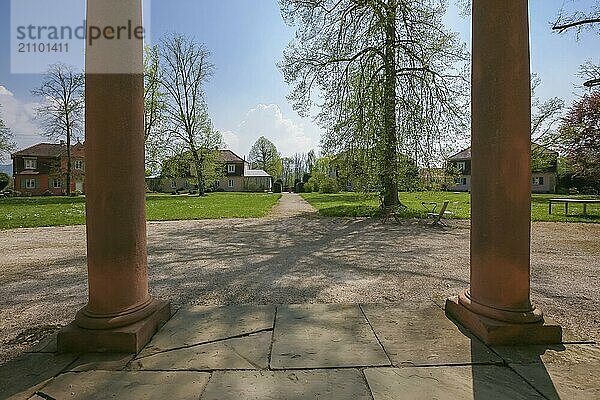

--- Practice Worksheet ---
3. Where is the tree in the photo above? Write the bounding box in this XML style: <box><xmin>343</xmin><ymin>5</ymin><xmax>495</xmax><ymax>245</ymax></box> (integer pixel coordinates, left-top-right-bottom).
<box><xmin>249</xmin><ymin>136</ymin><xmax>281</xmax><ymax>177</ymax></box>
<box><xmin>32</xmin><ymin>63</ymin><xmax>84</xmax><ymax>195</ymax></box>
<box><xmin>0</xmin><ymin>106</ymin><xmax>15</xmax><ymax>160</ymax></box>
<box><xmin>144</xmin><ymin>44</ymin><xmax>168</xmax><ymax>175</ymax></box>
<box><xmin>159</xmin><ymin>34</ymin><xmax>223</xmax><ymax>195</ymax></box>
<box><xmin>279</xmin><ymin>0</ymin><xmax>468</xmax><ymax>206</ymax></box>
<box><xmin>553</xmin><ymin>2</ymin><xmax>600</xmax><ymax>88</ymax></box>
<box><xmin>0</xmin><ymin>172</ymin><xmax>9</xmax><ymax>191</ymax></box>
<box><xmin>556</xmin><ymin>91</ymin><xmax>600</xmax><ymax>190</ymax></box>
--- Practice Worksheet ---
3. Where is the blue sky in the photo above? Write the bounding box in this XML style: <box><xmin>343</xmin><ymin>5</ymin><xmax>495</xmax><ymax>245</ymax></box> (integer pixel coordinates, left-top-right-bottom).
<box><xmin>0</xmin><ymin>0</ymin><xmax>599</xmax><ymax>164</ymax></box>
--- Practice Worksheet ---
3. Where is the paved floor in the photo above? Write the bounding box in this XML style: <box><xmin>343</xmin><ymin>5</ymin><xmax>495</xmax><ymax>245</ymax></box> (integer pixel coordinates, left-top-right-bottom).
<box><xmin>1</xmin><ymin>302</ymin><xmax>599</xmax><ymax>399</ymax></box>
<box><xmin>1</xmin><ymin>194</ymin><xmax>600</xmax><ymax>398</ymax></box>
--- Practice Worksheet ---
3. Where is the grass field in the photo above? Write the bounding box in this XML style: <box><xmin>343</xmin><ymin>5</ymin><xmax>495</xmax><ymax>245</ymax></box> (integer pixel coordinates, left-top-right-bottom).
<box><xmin>0</xmin><ymin>193</ymin><xmax>282</xmax><ymax>230</ymax></box>
<box><xmin>301</xmin><ymin>192</ymin><xmax>600</xmax><ymax>223</ymax></box>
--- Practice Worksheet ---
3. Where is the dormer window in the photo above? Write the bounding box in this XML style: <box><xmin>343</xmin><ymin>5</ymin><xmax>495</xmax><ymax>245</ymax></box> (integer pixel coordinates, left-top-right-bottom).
<box><xmin>227</xmin><ymin>164</ymin><xmax>236</xmax><ymax>173</ymax></box>
<box><xmin>24</xmin><ymin>158</ymin><xmax>37</xmax><ymax>170</ymax></box>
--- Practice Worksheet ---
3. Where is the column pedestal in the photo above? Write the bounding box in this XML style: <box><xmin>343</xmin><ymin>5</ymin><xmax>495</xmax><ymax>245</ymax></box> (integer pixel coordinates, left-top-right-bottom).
<box><xmin>446</xmin><ymin>296</ymin><xmax>561</xmax><ymax>346</ymax></box>
<box><xmin>58</xmin><ymin>300</ymin><xmax>170</xmax><ymax>353</ymax></box>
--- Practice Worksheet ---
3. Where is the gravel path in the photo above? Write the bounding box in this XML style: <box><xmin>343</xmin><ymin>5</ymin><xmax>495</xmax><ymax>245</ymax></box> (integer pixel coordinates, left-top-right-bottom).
<box><xmin>1</xmin><ymin>194</ymin><xmax>598</xmax><ymax>365</ymax></box>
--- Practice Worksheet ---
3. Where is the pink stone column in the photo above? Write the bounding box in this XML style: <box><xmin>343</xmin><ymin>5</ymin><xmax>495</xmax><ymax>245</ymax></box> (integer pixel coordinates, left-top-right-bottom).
<box><xmin>445</xmin><ymin>0</ymin><xmax>561</xmax><ymax>345</ymax></box>
<box><xmin>58</xmin><ymin>0</ymin><xmax>170</xmax><ymax>353</ymax></box>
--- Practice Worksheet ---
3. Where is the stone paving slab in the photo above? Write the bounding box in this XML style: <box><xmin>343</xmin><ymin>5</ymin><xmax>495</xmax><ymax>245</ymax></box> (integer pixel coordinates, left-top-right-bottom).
<box><xmin>67</xmin><ymin>353</ymin><xmax>135</xmax><ymax>372</ymax></box>
<box><xmin>132</xmin><ymin>331</ymin><xmax>271</xmax><ymax>371</ymax></box>
<box><xmin>364</xmin><ymin>366</ymin><xmax>545</xmax><ymax>399</ymax></box>
<box><xmin>494</xmin><ymin>344</ymin><xmax>600</xmax><ymax>399</ymax></box>
<box><xmin>270</xmin><ymin>304</ymin><xmax>390</xmax><ymax>369</ymax></box>
<box><xmin>29</xmin><ymin>371</ymin><xmax>210</xmax><ymax>400</ymax></box>
<box><xmin>138</xmin><ymin>304</ymin><xmax>275</xmax><ymax>358</ymax></box>
<box><xmin>200</xmin><ymin>369</ymin><xmax>372</xmax><ymax>400</ymax></box>
<box><xmin>362</xmin><ymin>302</ymin><xmax>502</xmax><ymax>366</ymax></box>
<box><xmin>0</xmin><ymin>353</ymin><xmax>78</xmax><ymax>400</ymax></box>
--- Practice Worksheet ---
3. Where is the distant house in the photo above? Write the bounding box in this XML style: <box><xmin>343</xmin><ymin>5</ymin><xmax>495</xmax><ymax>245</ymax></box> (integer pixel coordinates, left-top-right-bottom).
<box><xmin>153</xmin><ymin>149</ymin><xmax>273</xmax><ymax>193</ymax></box>
<box><xmin>447</xmin><ymin>144</ymin><xmax>558</xmax><ymax>193</ymax></box>
<box><xmin>11</xmin><ymin>142</ymin><xmax>85</xmax><ymax>196</ymax></box>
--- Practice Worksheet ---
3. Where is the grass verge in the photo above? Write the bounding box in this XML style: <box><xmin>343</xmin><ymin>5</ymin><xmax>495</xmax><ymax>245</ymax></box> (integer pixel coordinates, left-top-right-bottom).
<box><xmin>300</xmin><ymin>192</ymin><xmax>600</xmax><ymax>223</ymax></box>
<box><xmin>0</xmin><ymin>193</ymin><xmax>282</xmax><ymax>230</ymax></box>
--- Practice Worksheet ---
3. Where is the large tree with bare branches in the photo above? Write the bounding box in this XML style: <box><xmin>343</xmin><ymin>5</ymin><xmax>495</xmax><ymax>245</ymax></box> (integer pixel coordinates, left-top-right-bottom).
<box><xmin>159</xmin><ymin>34</ymin><xmax>223</xmax><ymax>195</ymax></box>
<box><xmin>32</xmin><ymin>63</ymin><xmax>84</xmax><ymax>196</ymax></box>
<box><xmin>0</xmin><ymin>105</ymin><xmax>15</xmax><ymax>160</ymax></box>
<box><xmin>279</xmin><ymin>0</ymin><xmax>468</xmax><ymax>206</ymax></box>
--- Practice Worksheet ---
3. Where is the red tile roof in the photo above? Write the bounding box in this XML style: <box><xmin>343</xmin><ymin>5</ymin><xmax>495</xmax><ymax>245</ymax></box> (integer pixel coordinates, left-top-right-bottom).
<box><xmin>219</xmin><ymin>149</ymin><xmax>245</xmax><ymax>163</ymax></box>
<box><xmin>12</xmin><ymin>142</ymin><xmax>84</xmax><ymax>158</ymax></box>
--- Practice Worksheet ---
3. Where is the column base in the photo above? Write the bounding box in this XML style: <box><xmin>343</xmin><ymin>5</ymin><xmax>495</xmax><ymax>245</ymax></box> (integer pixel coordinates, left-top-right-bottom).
<box><xmin>445</xmin><ymin>296</ymin><xmax>562</xmax><ymax>346</ymax></box>
<box><xmin>57</xmin><ymin>299</ymin><xmax>170</xmax><ymax>353</ymax></box>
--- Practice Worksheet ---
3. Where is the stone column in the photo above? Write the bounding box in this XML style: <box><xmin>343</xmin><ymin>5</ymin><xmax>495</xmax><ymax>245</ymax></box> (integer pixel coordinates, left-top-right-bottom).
<box><xmin>445</xmin><ymin>0</ymin><xmax>561</xmax><ymax>345</ymax></box>
<box><xmin>58</xmin><ymin>0</ymin><xmax>170</xmax><ymax>353</ymax></box>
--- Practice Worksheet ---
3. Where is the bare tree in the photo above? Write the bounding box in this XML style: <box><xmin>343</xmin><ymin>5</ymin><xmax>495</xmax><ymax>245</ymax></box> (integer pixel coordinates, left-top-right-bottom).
<box><xmin>0</xmin><ymin>105</ymin><xmax>15</xmax><ymax>160</ymax></box>
<box><xmin>32</xmin><ymin>63</ymin><xmax>84</xmax><ymax>195</ymax></box>
<box><xmin>159</xmin><ymin>34</ymin><xmax>223</xmax><ymax>195</ymax></box>
<box><xmin>553</xmin><ymin>1</ymin><xmax>600</xmax><ymax>88</ymax></box>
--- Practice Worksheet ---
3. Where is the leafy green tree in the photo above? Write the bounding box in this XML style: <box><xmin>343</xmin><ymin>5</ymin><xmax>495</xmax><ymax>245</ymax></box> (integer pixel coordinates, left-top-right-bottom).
<box><xmin>144</xmin><ymin>44</ymin><xmax>168</xmax><ymax>175</ymax></box>
<box><xmin>249</xmin><ymin>136</ymin><xmax>281</xmax><ymax>177</ymax></box>
<box><xmin>279</xmin><ymin>0</ymin><xmax>468</xmax><ymax>206</ymax></box>
<box><xmin>0</xmin><ymin>172</ymin><xmax>9</xmax><ymax>191</ymax></box>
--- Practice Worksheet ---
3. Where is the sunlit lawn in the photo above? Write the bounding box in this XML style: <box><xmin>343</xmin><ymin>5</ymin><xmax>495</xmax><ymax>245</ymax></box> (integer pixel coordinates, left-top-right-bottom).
<box><xmin>301</xmin><ymin>192</ymin><xmax>600</xmax><ymax>223</ymax></box>
<box><xmin>0</xmin><ymin>193</ymin><xmax>282</xmax><ymax>230</ymax></box>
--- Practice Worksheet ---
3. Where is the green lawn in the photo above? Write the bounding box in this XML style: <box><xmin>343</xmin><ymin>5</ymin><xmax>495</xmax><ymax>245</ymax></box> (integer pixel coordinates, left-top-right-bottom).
<box><xmin>301</xmin><ymin>192</ymin><xmax>600</xmax><ymax>223</ymax></box>
<box><xmin>0</xmin><ymin>193</ymin><xmax>282</xmax><ymax>230</ymax></box>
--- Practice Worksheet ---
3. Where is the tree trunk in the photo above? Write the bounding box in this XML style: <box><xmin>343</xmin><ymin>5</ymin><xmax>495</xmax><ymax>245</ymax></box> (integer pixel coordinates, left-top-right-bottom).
<box><xmin>66</xmin><ymin>121</ymin><xmax>72</xmax><ymax>197</ymax></box>
<box><xmin>190</xmin><ymin>148</ymin><xmax>205</xmax><ymax>196</ymax></box>
<box><xmin>381</xmin><ymin>0</ymin><xmax>399</xmax><ymax>207</ymax></box>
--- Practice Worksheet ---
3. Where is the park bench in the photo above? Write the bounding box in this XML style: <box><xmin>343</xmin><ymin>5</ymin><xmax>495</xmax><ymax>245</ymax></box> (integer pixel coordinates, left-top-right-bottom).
<box><xmin>548</xmin><ymin>198</ymin><xmax>600</xmax><ymax>217</ymax></box>
<box><xmin>422</xmin><ymin>200</ymin><xmax>455</xmax><ymax>227</ymax></box>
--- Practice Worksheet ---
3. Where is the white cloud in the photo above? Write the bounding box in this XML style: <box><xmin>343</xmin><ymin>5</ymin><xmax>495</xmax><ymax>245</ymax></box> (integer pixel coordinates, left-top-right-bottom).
<box><xmin>222</xmin><ymin>104</ymin><xmax>320</xmax><ymax>158</ymax></box>
<box><xmin>0</xmin><ymin>85</ymin><xmax>45</xmax><ymax>162</ymax></box>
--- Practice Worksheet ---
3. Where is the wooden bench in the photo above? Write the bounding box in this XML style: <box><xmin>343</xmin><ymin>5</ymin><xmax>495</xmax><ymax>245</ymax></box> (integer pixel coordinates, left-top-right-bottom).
<box><xmin>548</xmin><ymin>198</ymin><xmax>600</xmax><ymax>216</ymax></box>
<box><xmin>422</xmin><ymin>201</ymin><xmax>455</xmax><ymax>227</ymax></box>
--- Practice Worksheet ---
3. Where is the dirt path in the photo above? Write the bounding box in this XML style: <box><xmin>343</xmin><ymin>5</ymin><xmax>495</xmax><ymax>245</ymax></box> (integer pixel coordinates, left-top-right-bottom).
<box><xmin>0</xmin><ymin>207</ymin><xmax>599</xmax><ymax>365</ymax></box>
<box><xmin>267</xmin><ymin>193</ymin><xmax>317</xmax><ymax>218</ymax></box>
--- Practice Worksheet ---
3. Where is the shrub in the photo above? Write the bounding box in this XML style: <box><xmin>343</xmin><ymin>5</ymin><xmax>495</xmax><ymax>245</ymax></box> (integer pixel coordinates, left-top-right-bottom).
<box><xmin>319</xmin><ymin>177</ymin><xmax>339</xmax><ymax>194</ymax></box>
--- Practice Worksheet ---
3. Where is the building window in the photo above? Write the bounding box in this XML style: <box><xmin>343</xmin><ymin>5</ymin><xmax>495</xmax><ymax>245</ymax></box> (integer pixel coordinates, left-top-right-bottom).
<box><xmin>228</xmin><ymin>179</ymin><xmax>235</xmax><ymax>188</ymax></box>
<box><xmin>533</xmin><ymin>176</ymin><xmax>544</xmax><ymax>186</ymax></box>
<box><xmin>74</xmin><ymin>160</ymin><xmax>84</xmax><ymax>170</ymax></box>
<box><xmin>52</xmin><ymin>178</ymin><xmax>62</xmax><ymax>189</ymax></box>
<box><xmin>454</xmin><ymin>177</ymin><xmax>467</xmax><ymax>186</ymax></box>
<box><xmin>24</xmin><ymin>158</ymin><xmax>37</xmax><ymax>170</ymax></box>
<box><xmin>227</xmin><ymin>164</ymin><xmax>236</xmax><ymax>174</ymax></box>
<box><xmin>23</xmin><ymin>178</ymin><xmax>37</xmax><ymax>189</ymax></box>
<box><xmin>456</xmin><ymin>161</ymin><xmax>466</xmax><ymax>172</ymax></box>
<box><xmin>171</xmin><ymin>180</ymin><xmax>177</xmax><ymax>189</ymax></box>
